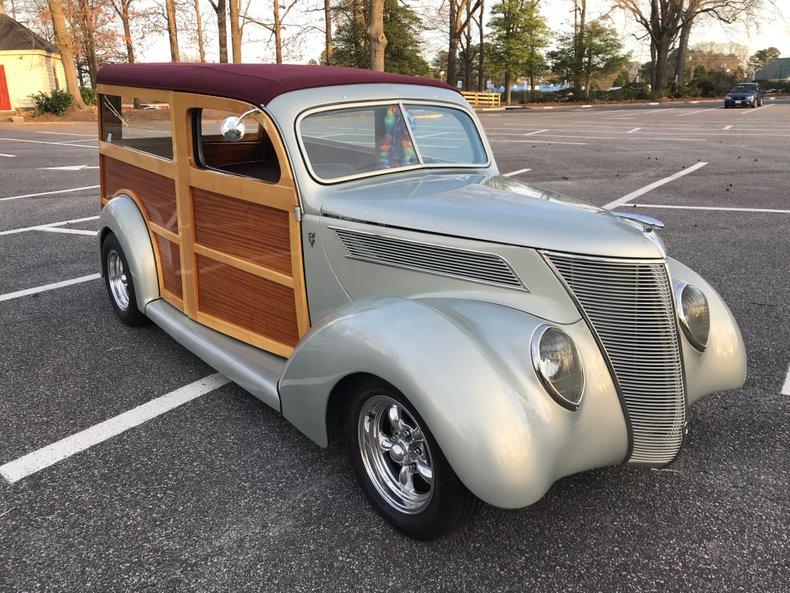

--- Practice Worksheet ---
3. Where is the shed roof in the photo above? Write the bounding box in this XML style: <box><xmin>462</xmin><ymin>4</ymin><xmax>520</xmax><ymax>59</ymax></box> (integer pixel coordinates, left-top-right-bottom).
<box><xmin>96</xmin><ymin>63</ymin><xmax>456</xmax><ymax>106</ymax></box>
<box><xmin>0</xmin><ymin>14</ymin><xmax>59</xmax><ymax>53</ymax></box>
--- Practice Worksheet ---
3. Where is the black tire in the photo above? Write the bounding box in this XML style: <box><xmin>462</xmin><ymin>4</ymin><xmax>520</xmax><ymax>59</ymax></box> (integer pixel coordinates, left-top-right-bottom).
<box><xmin>101</xmin><ymin>233</ymin><xmax>149</xmax><ymax>326</ymax></box>
<box><xmin>344</xmin><ymin>377</ymin><xmax>481</xmax><ymax>540</ymax></box>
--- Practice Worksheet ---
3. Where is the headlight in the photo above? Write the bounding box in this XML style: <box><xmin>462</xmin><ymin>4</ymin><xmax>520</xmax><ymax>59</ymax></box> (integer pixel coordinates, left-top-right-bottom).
<box><xmin>531</xmin><ymin>325</ymin><xmax>584</xmax><ymax>410</ymax></box>
<box><xmin>675</xmin><ymin>282</ymin><xmax>710</xmax><ymax>351</ymax></box>
<box><xmin>725</xmin><ymin>95</ymin><xmax>732</xmax><ymax>99</ymax></box>
<box><xmin>747</xmin><ymin>95</ymin><xmax>755</xmax><ymax>100</ymax></box>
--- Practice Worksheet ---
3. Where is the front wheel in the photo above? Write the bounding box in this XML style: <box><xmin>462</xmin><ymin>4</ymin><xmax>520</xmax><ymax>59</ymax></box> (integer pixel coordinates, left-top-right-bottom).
<box><xmin>344</xmin><ymin>378</ymin><xmax>480</xmax><ymax>540</ymax></box>
<box><xmin>101</xmin><ymin>233</ymin><xmax>149</xmax><ymax>326</ymax></box>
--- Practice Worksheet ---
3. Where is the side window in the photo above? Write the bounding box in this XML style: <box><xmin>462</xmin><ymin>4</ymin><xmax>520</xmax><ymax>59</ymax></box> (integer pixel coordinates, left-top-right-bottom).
<box><xmin>192</xmin><ymin>109</ymin><xmax>281</xmax><ymax>183</ymax></box>
<box><xmin>100</xmin><ymin>94</ymin><xmax>173</xmax><ymax>160</ymax></box>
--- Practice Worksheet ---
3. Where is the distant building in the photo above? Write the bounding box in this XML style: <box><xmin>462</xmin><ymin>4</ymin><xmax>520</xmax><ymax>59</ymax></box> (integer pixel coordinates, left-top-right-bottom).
<box><xmin>754</xmin><ymin>57</ymin><xmax>790</xmax><ymax>81</ymax></box>
<box><xmin>0</xmin><ymin>14</ymin><xmax>67</xmax><ymax>111</ymax></box>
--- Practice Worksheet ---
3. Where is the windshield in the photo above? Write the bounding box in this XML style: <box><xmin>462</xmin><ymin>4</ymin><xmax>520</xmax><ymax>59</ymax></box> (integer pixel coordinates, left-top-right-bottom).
<box><xmin>298</xmin><ymin>103</ymin><xmax>488</xmax><ymax>182</ymax></box>
<box><xmin>731</xmin><ymin>84</ymin><xmax>757</xmax><ymax>93</ymax></box>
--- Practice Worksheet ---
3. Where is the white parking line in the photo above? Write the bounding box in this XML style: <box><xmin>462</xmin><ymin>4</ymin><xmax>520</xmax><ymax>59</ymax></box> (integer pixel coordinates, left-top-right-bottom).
<box><xmin>627</xmin><ymin>128</ymin><xmax>641</xmax><ymax>134</ymax></box>
<box><xmin>0</xmin><ymin>273</ymin><xmax>101</xmax><ymax>303</ymax></box>
<box><xmin>0</xmin><ymin>215</ymin><xmax>99</xmax><ymax>237</ymax></box>
<box><xmin>523</xmin><ymin>129</ymin><xmax>548</xmax><ymax>136</ymax></box>
<box><xmin>629</xmin><ymin>203</ymin><xmax>790</xmax><ymax>214</ymax></box>
<box><xmin>490</xmin><ymin>139</ymin><xmax>587</xmax><ymax>145</ymax></box>
<box><xmin>603</xmin><ymin>162</ymin><xmax>708</xmax><ymax>210</ymax></box>
<box><xmin>0</xmin><ymin>153</ymin><xmax>17</xmax><ymax>157</ymax></box>
<box><xmin>37</xmin><ymin>131</ymin><xmax>95</xmax><ymax>137</ymax></box>
<box><xmin>724</xmin><ymin>125</ymin><xmax>733</xmax><ymax>130</ymax></box>
<box><xmin>0</xmin><ymin>374</ymin><xmax>230</xmax><ymax>484</ymax></box>
<box><xmin>37</xmin><ymin>226</ymin><xmax>97</xmax><ymax>236</ymax></box>
<box><xmin>0</xmin><ymin>136</ymin><xmax>97</xmax><ymax>149</ymax></box>
<box><xmin>503</xmin><ymin>168</ymin><xmax>531</xmax><ymax>177</ymax></box>
<box><xmin>676</xmin><ymin>107</ymin><xmax>720</xmax><ymax>117</ymax></box>
<box><xmin>0</xmin><ymin>185</ymin><xmax>99</xmax><ymax>202</ymax></box>
<box><xmin>741</xmin><ymin>103</ymin><xmax>775</xmax><ymax>115</ymax></box>
<box><xmin>782</xmin><ymin>365</ymin><xmax>790</xmax><ymax>396</ymax></box>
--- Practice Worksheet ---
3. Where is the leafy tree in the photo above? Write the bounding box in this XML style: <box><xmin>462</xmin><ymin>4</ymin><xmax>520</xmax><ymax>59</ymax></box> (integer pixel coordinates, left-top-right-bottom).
<box><xmin>331</xmin><ymin>0</ymin><xmax>430</xmax><ymax>75</ymax></box>
<box><xmin>488</xmin><ymin>0</ymin><xmax>549</xmax><ymax>104</ymax></box>
<box><xmin>748</xmin><ymin>47</ymin><xmax>780</xmax><ymax>73</ymax></box>
<box><xmin>549</xmin><ymin>21</ymin><xmax>627</xmax><ymax>100</ymax></box>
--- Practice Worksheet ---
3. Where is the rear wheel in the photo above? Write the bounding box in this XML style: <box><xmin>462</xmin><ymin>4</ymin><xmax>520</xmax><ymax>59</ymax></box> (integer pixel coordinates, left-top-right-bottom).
<box><xmin>101</xmin><ymin>233</ymin><xmax>148</xmax><ymax>326</ymax></box>
<box><xmin>344</xmin><ymin>378</ymin><xmax>480</xmax><ymax>540</ymax></box>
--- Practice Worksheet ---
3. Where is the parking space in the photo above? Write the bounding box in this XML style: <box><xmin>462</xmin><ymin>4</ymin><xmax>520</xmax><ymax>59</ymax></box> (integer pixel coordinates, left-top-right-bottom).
<box><xmin>1</xmin><ymin>101</ymin><xmax>788</xmax><ymax>592</ymax></box>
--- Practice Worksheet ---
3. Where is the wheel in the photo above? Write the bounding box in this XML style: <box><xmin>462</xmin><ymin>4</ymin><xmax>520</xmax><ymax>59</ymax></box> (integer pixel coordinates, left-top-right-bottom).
<box><xmin>750</xmin><ymin>101</ymin><xmax>756</xmax><ymax>108</ymax></box>
<box><xmin>344</xmin><ymin>378</ymin><xmax>481</xmax><ymax>540</ymax></box>
<box><xmin>101</xmin><ymin>233</ymin><xmax>148</xmax><ymax>326</ymax></box>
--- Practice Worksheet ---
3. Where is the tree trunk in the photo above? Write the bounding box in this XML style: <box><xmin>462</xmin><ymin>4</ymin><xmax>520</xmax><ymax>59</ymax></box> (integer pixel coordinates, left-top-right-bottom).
<box><xmin>79</xmin><ymin>0</ymin><xmax>98</xmax><ymax>86</ymax></box>
<box><xmin>447</xmin><ymin>0</ymin><xmax>458</xmax><ymax>87</ymax></box>
<box><xmin>324</xmin><ymin>0</ymin><xmax>332</xmax><ymax>65</ymax></box>
<box><xmin>529</xmin><ymin>74</ymin><xmax>536</xmax><ymax>101</ymax></box>
<box><xmin>653</xmin><ymin>36</ymin><xmax>671</xmax><ymax>98</ymax></box>
<box><xmin>229</xmin><ymin>0</ymin><xmax>241</xmax><ymax>62</ymax></box>
<box><xmin>504</xmin><ymin>72</ymin><xmax>511</xmax><ymax>105</ymax></box>
<box><xmin>193</xmin><ymin>0</ymin><xmax>206</xmax><ymax>61</ymax></box>
<box><xmin>120</xmin><ymin>2</ymin><xmax>140</xmax><ymax>108</ymax></box>
<box><xmin>47</xmin><ymin>0</ymin><xmax>86</xmax><ymax>108</ymax></box>
<box><xmin>367</xmin><ymin>0</ymin><xmax>386</xmax><ymax>71</ymax></box>
<box><xmin>272</xmin><ymin>0</ymin><xmax>282</xmax><ymax>64</ymax></box>
<box><xmin>674</xmin><ymin>18</ymin><xmax>692</xmax><ymax>84</ymax></box>
<box><xmin>215</xmin><ymin>0</ymin><xmax>228</xmax><ymax>63</ymax></box>
<box><xmin>573</xmin><ymin>0</ymin><xmax>586</xmax><ymax>99</ymax></box>
<box><xmin>165</xmin><ymin>0</ymin><xmax>179</xmax><ymax>61</ymax></box>
<box><xmin>477</xmin><ymin>0</ymin><xmax>484</xmax><ymax>91</ymax></box>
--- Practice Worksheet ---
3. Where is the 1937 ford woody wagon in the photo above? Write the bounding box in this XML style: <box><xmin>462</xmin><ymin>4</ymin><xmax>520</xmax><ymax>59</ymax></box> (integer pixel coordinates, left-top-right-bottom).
<box><xmin>95</xmin><ymin>63</ymin><xmax>746</xmax><ymax>539</ymax></box>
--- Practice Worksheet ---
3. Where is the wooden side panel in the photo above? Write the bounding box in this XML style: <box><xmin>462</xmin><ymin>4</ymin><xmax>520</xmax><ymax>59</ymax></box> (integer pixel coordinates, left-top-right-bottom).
<box><xmin>155</xmin><ymin>235</ymin><xmax>183</xmax><ymax>299</ymax></box>
<box><xmin>101</xmin><ymin>155</ymin><xmax>178</xmax><ymax>232</ymax></box>
<box><xmin>192</xmin><ymin>188</ymin><xmax>292</xmax><ymax>275</ymax></box>
<box><xmin>196</xmin><ymin>254</ymin><xmax>299</xmax><ymax>348</ymax></box>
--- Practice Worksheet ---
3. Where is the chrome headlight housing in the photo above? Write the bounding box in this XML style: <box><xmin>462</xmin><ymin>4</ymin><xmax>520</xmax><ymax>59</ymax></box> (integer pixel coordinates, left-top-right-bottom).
<box><xmin>675</xmin><ymin>282</ymin><xmax>710</xmax><ymax>351</ymax></box>
<box><xmin>531</xmin><ymin>325</ymin><xmax>584</xmax><ymax>410</ymax></box>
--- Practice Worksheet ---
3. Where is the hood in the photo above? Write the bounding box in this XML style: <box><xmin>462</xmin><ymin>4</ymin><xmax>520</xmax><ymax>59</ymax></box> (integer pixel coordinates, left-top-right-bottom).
<box><xmin>727</xmin><ymin>92</ymin><xmax>755</xmax><ymax>98</ymax></box>
<box><xmin>320</xmin><ymin>173</ymin><xmax>665</xmax><ymax>259</ymax></box>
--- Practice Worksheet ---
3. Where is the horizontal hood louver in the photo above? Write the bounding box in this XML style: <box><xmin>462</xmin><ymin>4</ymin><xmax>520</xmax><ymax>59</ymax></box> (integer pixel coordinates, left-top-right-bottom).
<box><xmin>331</xmin><ymin>227</ymin><xmax>526</xmax><ymax>290</ymax></box>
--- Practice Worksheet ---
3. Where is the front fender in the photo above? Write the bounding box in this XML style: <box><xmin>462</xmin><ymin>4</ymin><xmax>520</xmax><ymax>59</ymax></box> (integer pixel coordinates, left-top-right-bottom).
<box><xmin>668</xmin><ymin>258</ymin><xmax>747</xmax><ymax>404</ymax></box>
<box><xmin>279</xmin><ymin>297</ymin><xmax>628</xmax><ymax>508</ymax></box>
<box><xmin>97</xmin><ymin>195</ymin><xmax>160</xmax><ymax>313</ymax></box>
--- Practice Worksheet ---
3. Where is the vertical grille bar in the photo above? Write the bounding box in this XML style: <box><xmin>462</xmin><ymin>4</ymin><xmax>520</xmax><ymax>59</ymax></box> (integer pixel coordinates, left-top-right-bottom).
<box><xmin>546</xmin><ymin>252</ymin><xmax>686</xmax><ymax>464</ymax></box>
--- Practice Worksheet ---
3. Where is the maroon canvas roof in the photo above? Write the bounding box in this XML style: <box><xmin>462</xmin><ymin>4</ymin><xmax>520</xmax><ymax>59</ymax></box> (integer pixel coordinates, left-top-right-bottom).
<box><xmin>96</xmin><ymin>63</ymin><xmax>456</xmax><ymax>105</ymax></box>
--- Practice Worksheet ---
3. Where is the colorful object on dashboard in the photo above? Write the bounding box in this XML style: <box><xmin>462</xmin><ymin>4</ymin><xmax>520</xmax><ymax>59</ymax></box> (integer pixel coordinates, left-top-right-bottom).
<box><xmin>377</xmin><ymin>105</ymin><xmax>417</xmax><ymax>169</ymax></box>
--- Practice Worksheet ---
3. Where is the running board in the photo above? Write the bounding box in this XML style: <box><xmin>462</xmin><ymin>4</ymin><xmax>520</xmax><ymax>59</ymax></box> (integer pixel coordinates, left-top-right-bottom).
<box><xmin>145</xmin><ymin>299</ymin><xmax>285</xmax><ymax>411</ymax></box>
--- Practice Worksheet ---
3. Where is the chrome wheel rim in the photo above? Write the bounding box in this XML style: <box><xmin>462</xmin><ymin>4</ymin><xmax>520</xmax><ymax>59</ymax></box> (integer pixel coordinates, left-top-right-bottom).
<box><xmin>107</xmin><ymin>249</ymin><xmax>130</xmax><ymax>311</ymax></box>
<box><xmin>358</xmin><ymin>395</ymin><xmax>434</xmax><ymax>514</ymax></box>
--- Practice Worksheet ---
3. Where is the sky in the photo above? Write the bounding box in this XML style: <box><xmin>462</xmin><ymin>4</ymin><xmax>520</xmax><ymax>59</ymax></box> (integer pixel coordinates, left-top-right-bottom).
<box><xmin>129</xmin><ymin>0</ymin><xmax>790</xmax><ymax>68</ymax></box>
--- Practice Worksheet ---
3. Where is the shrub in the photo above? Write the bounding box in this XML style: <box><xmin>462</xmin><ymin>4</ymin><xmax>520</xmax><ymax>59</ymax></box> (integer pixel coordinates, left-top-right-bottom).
<box><xmin>80</xmin><ymin>86</ymin><xmax>97</xmax><ymax>106</ymax></box>
<box><xmin>30</xmin><ymin>89</ymin><xmax>73</xmax><ymax>115</ymax></box>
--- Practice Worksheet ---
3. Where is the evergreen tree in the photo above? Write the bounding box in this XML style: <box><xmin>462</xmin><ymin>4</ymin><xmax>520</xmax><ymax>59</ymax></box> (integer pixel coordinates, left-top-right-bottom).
<box><xmin>329</xmin><ymin>0</ymin><xmax>430</xmax><ymax>75</ymax></box>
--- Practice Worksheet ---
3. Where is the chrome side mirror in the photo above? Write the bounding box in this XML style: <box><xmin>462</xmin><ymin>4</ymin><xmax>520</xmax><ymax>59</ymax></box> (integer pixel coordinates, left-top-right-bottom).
<box><xmin>220</xmin><ymin>116</ymin><xmax>246</xmax><ymax>142</ymax></box>
<box><xmin>219</xmin><ymin>108</ymin><xmax>261</xmax><ymax>142</ymax></box>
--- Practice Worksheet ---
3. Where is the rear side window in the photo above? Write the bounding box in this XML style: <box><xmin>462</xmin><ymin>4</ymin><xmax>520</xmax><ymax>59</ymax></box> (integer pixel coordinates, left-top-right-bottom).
<box><xmin>192</xmin><ymin>109</ymin><xmax>281</xmax><ymax>183</ymax></box>
<box><xmin>100</xmin><ymin>94</ymin><xmax>173</xmax><ymax>160</ymax></box>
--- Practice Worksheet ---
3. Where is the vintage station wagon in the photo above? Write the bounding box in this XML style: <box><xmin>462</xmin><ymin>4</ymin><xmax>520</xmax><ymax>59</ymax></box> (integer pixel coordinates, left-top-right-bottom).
<box><xmin>95</xmin><ymin>63</ymin><xmax>746</xmax><ymax>539</ymax></box>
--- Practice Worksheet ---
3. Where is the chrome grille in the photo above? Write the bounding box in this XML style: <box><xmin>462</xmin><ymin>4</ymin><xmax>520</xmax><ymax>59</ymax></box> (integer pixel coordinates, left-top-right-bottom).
<box><xmin>332</xmin><ymin>227</ymin><xmax>525</xmax><ymax>290</ymax></box>
<box><xmin>546</xmin><ymin>252</ymin><xmax>685</xmax><ymax>464</ymax></box>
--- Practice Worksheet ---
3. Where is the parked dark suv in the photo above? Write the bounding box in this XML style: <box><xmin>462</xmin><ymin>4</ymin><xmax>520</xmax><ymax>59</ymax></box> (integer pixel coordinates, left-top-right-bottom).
<box><xmin>724</xmin><ymin>83</ymin><xmax>764</xmax><ymax>108</ymax></box>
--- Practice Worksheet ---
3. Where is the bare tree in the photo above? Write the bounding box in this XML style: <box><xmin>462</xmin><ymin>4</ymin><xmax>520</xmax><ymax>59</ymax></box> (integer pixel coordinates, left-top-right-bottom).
<box><xmin>477</xmin><ymin>0</ymin><xmax>484</xmax><ymax>91</ymax></box>
<box><xmin>78</xmin><ymin>0</ymin><xmax>99</xmax><ymax>84</ymax></box>
<box><xmin>229</xmin><ymin>0</ymin><xmax>240</xmax><ymax>62</ymax></box>
<box><xmin>193</xmin><ymin>0</ymin><xmax>206</xmax><ymax>61</ymax></box>
<box><xmin>46</xmin><ymin>0</ymin><xmax>86</xmax><ymax>107</ymax></box>
<box><xmin>324</xmin><ymin>0</ymin><xmax>333</xmax><ymax>64</ymax></box>
<box><xmin>208</xmin><ymin>0</ymin><xmax>227</xmax><ymax>62</ymax></box>
<box><xmin>368</xmin><ymin>0</ymin><xmax>386</xmax><ymax>70</ymax></box>
<box><xmin>243</xmin><ymin>0</ymin><xmax>297</xmax><ymax>64</ymax></box>
<box><xmin>447</xmin><ymin>0</ymin><xmax>483</xmax><ymax>88</ymax></box>
<box><xmin>164</xmin><ymin>0</ymin><xmax>179</xmax><ymax>60</ymax></box>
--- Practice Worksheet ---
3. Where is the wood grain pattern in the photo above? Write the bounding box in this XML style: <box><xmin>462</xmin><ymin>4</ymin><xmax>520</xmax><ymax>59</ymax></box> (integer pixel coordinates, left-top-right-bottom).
<box><xmin>195</xmin><ymin>254</ymin><xmax>299</xmax><ymax>347</ymax></box>
<box><xmin>101</xmin><ymin>155</ymin><xmax>178</xmax><ymax>232</ymax></box>
<box><xmin>192</xmin><ymin>187</ymin><xmax>292</xmax><ymax>275</ymax></box>
<box><xmin>155</xmin><ymin>235</ymin><xmax>183</xmax><ymax>299</ymax></box>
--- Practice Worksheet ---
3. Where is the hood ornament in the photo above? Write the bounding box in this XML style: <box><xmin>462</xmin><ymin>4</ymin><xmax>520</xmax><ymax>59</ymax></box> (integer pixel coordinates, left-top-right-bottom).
<box><xmin>611</xmin><ymin>211</ymin><xmax>665</xmax><ymax>232</ymax></box>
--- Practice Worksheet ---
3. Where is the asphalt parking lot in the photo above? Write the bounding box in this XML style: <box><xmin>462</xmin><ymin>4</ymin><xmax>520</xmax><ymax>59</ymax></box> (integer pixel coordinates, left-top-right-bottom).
<box><xmin>1</xmin><ymin>99</ymin><xmax>788</xmax><ymax>592</ymax></box>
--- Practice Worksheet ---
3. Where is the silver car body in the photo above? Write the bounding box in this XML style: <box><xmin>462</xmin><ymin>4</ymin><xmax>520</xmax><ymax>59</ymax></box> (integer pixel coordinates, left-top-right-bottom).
<box><xmin>99</xmin><ymin>83</ymin><xmax>746</xmax><ymax>509</ymax></box>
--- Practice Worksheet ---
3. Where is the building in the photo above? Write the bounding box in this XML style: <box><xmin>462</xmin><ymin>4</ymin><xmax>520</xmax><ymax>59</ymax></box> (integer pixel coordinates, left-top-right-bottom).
<box><xmin>754</xmin><ymin>57</ymin><xmax>790</xmax><ymax>82</ymax></box>
<box><xmin>0</xmin><ymin>14</ymin><xmax>67</xmax><ymax>111</ymax></box>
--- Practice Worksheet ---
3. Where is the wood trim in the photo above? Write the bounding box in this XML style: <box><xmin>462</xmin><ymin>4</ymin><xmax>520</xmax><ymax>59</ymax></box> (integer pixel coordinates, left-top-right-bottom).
<box><xmin>193</xmin><ymin>243</ymin><xmax>294</xmax><ymax>288</ymax></box>
<box><xmin>97</xmin><ymin>84</ymin><xmax>172</xmax><ymax>104</ymax></box>
<box><xmin>149</xmin><ymin>222</ymin><xmax>181</xmax><ymax>244</ymax></box>
<box><xmin>99</xmin><ymin>141</ymin><xmax>175</xmax><ymax>177</ymax></box>
<box><xmin>289</xmin><ymin>213</ymin><xmax>310</xmax><ymax>337</ymax></box>
<box><xmin>195</xmin><ymin>311</ymin><xmax>293</xmax><ymax>358</ymax></box>
<box><xmin>187</xmin><ymin>167</ymin><xmax>295</xmax><ymax>211</ymax></box>
<box><xmin>161</xmin><ymin>288</ymin><xmax>184</xmax><ymax>311</ymax></box>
